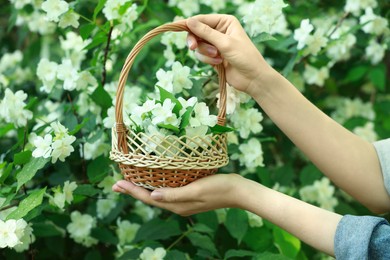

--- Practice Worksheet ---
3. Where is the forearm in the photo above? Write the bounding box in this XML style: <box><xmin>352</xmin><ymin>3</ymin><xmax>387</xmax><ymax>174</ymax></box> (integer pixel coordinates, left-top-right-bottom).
<box><xmin>238</xmin><ymin>178</ymin><xmax>342</xmax><ymax>255</ymax></box>
<box><xmin>249</xmin><ymin>69</ymin><xmax>390</xmax><ymax>213</ymax></box>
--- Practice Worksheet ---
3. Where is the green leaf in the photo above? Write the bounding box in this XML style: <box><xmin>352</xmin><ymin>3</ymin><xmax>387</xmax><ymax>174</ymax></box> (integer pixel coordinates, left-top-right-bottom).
<box><xmin>342</xmin><ymin>65</ymin><xmax>368</xmax><ymax>83</ymax></box>
<box><xmin>187</xmin><ymin>232</ymin><xmax>219</xmax><ymax>257</ymax></box>
<box><xmin>80</xmin><ymin>23</ymin><xmax>96</xmax><ymax>40</ymax></box>
<box><xmin>165</xmin><ymin>250</ymin><xmax>187</xmax><ymax>260</ymax></box>
<box><xmin>33</xmin><ymin>222</ymin><xmax>64</xmax><ymax>237</ymax></box>
<box><xmin>192</xmin><ymin>223</ymin><xmax>214</xmax><ymax>234</ymax></box>
<box><xmin>91</xmin><ymin>227</ymin><xmax>119</xmax><ymax>244</ymax></box>
<box><xmin>69</xmin><ymin>117</ymin><xmax>90</xmax><ymax>135</ymax></box>
<box><xmin>16</xmin><ymin>157</ymin><xmax>49</xmax><ymax>191</ymax></box>
<box><xmin>180</xmin><ymin>106</ymin><xmax>194</xmax><ymax>129</ymax></box>
<box><xmin>243</xmin><ymin>227</ymin><xmax>273</xmax><ymax>252</ymax></box>
<box><xmin>157</xmin><ymin>123</ymin><xmax>180</xmax><ymax>134</ymax></box>
<box><xmin>84</xmin><ymin>35</ymin><xmax>107</xmax><ymax>50</ymax></box>
<box><xmin>6</xmin><ymin>187</ymin><xmax>47</xmax><ymax>220</ymax></box>
<box><xmin>253</xmin><ymin>252</ymin><xmax>292</xmax><ymax>260</ymax></box>
<box><xmin>299</xmin><ymin>164</ymin><xmax>322</xmax><ymax>186</ymax></box>
<box><xmin>369</xmin><ymin>64</ymin><xmax>386</xmax><ymax>91</ymax></box>
<box><xmin>93</xmin><ymin>0</ymin><xmax>107</xmax><ymax>21</ymax></box>
<box><xmin>273</xmin><ymin>226</ymin><xmax>301</xmax><ymax>259</ymax></box>
<box><xmin>157</xmin><ymin>86</ymin><xmax>183</xmax><ymax>115</ymax></box>
<box><xmin>73</xmin><ymin>184</ymin><xmax>101</xmax><ymax>197</ymax></box>
<box><xmin>253</xmin><ymin>32</ymin><xmax>277</xmax><ymax>43</ymax></box>
<box><xmin>13</xmin><ymin>151</ymin><xmax>32</xmax><ymax>165</ymax></box>
<box><xmin>133</xmin><ymin>218</ymin><xmax>181</xmax><ymax>243</ymax></box>
<box><xmin>87</xmin><ymin>155</ymin><xmax>111</xmax><ymax>183</ymax></box>
<box><xmin>225</xmin><ymin>208</ymin><xmax>248</xmax><ymax>244</ymax></box>
<box><xmin>282</xmin><ymin>52</ymin><xmax>299</xmax><ymax>77</ymax></box>
<box><xmin>224</xmin><ymin>249</ymin><xmax>257</xmax><ymax>259</ymax></box>
<box><xmin>0</xmin><ymin>123</ymin><xmax>14</xmax><ymax>138</ymax></box>
<box><xmin>210</xmin><ymin>124</ymin><xmax>234</xmax><ymax>134</ymax></box>
<box><xmin>90</xmin><ymin>84</ymin><xmax>112</xmax><ymax>112</ymax></box>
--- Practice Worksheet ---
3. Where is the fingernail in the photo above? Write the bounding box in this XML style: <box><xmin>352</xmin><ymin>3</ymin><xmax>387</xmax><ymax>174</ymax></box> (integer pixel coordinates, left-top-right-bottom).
<box><xmin>208</xmin><ymin>46</ymin><xmax>217</xmax><ymax>56</ymax></box>
<box><xmin>187</xmin><ymin>38</ymin><xmax>193</xmax><ymax>49</ymax></box>
<box><xmin>214</xmin><ymin>57</ymin><xmax>223</xmax><ymax>64</ymax></box>
<box><xmin>151</xmin><ymin>191</ymin><xmax>163</xmax><ymax>201</ymax></box>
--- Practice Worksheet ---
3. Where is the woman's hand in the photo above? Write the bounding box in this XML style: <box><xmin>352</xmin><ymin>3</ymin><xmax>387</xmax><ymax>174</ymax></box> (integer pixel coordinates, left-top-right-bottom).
<box><xmin>112</xmin><ymin>173</ymin><xmax>244</xmax><ymax>216</ymax></box>
<box><xmin>186</xmin><ymin>14</ymin><xmax>274</xmax><ymax>95</ymax></box>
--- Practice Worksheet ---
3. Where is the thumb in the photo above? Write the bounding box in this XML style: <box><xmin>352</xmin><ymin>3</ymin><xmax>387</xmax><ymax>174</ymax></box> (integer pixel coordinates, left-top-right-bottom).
<box><xmin>186</xmin><ymin>18</ymin><xmax>227</xmax><ymax>50</ymax></box>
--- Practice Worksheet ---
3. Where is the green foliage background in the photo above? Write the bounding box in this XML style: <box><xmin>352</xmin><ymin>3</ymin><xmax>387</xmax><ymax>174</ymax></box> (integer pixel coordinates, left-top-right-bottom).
<box><xmin>1</xmin><ymin>0</ymin><xmax>390</xmax><ymax>259</ymax></box>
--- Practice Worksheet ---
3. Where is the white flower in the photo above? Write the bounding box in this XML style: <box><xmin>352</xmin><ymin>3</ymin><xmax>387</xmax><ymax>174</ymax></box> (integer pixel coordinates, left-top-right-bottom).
<box><xmin>156</xmin><ymin>69</ymin><xmax>174</xmax><ymax>93</ymax></box>
<box><xmin>161</xmin><ymin>31</ymin><xmax>187</xmax><ymax>49</ymax></box>
<box><xmin>247</xmin><ymin>211</ymin><xmax>263</xmax><ymax>228</ymax></box>
<box><xmin>13</xmin><ymin>222</ymin><xmax>34</xmax><ymax>252</ymax></box>
<box><xmin>26</xmin><ymin>11</ymin><xmax>57</xmax><ymax>35</ymax></box>
<box><xmin>345</xmin><ymin>0</ymin><xmax>378</xmax><ymax>15</ymax></box>
<box><xmin>0</xmin><ymin>89</ymin><xmax>33</xmax><ymax>128</ymax></box>
<box><xmin>331</xmin><ymin>98</ymin><xmax>375</xmax><ymax>124</ymax></box>
<box><xmin>151</xmin><ymin>99</ymin><xmax>179</xmax><ymax>127</ymax></box>
<box><xmin>0</xmin><ymin>50</ymin><xmax>23</xmax><ymax>73</ymax></box>
<box><xmin>299</xmin><ymin>185</ymin><xmax>318</xmax><ymax>202</ymax></box>
<box><xmin>51</xmin><ymin>189</ymin><xmax>66</xmax><ymax>209</ymax></box>
<box><xmin>97</xmin><ymin>195</ymin><xmax>117</xmax><ymax>219</ymax></box>
<box><xmin>0</xmin><ymin>219</ymin><xmax>19</xmax><ymax>248</ymax></box>
<box><xmin>171</xmin><ymin>62</ymin><xmax>193</xmax><ymax>93</ymax></box>
<box><xmin>116</xmin><ymin>218</ymin><xmax>140</xmax><ymax>245</ymax></box>
<box><xmin>185</xmin><ymin>125</ymin><xmax>209</xmax><ymax>149</ymax></box>
<box><xmin>327</xmin><ymin>33</ymin><xmax>356</xmax><ymax>62</ymax></box>
<box><xmin>232</xmin><ymin>138</ymin><xmax>264</xmax><ymax>171</ymax></box>
<box><xmin>63</xmin><ymin>181</ymin><xmax>77</xmax><ymax>204</ymax></box>
<box><xmin>57</xmin><ymin>59</ymin><xmax>79</xmax><ymax>91</ymax></box>
<box><xmin>304</xmin><ymin>30</ymin><xmax>328</xmax><ymax>56</ymax></box>
<box><xmin>98</xmin><ymin>172</ymin><xmax>123</xmax><ymax>194</ymax></box>
<box><xmin>60</xmin><ymin>31</ymin><xmax>89</xmax><ymax>53</ymax></box>
<box><xmin>294</xmin><ymin>19</ymin><xmax>314</xmax><ymax>50</ymax></box>
<box><xmin>303</xmin><ymin>65</ymin><xmax>329</xmax><ymax>87</ymax></box>
<box><xmin>365</xmin><ymin>39</ymin><xmax>386</xmax><ymax>65</ymax></box>
<box><xmin>139</xmin><ymin>247</ymin><xmax>167</xmax><ymax>260</ymax></box>
<box><xmin>216</xmin><ymin>84</ymin><xmax>241</xmax><ymax>115</ymax></box>
<box><xmin>178</xmin><ymin>96</ymin><xmax>198</xmax><ymax>115</ymax></box>
<box><xmin>300</xmin><ymin>178</ymin><xmax>337</xmax><ymax>211</ymax></box>
<box><xmin>230</xmin><ymin>107</ymin><xmax>263</xmax><ymax>138</ymax></box>
<box><xmin>103</xmin><ymin>0</ymin><xmax>127</xmax><ymax>20</ymax></box>
<box><xmin>134</xmin><ymin>201</ymin><xmax>159</xmax><ymax>223</ymax></box>
<box><xmin>353</xmin><ymin>122</ymin><xmax>377</xmax><ymax>142</ymax></box>
<box><xmin>83</xmin><ymin>136</ymin><xmax>110</xmax><ymax>160</ymax></box>
<box><xmin>41</xmin><ymin>0</ymin><xmax>69</xmax><ymax>22</ymax></box>
<box><xmin>51</xmin><ymin>121</ymin><xmax>69</xmax><ymax>138</ymax></box>
<box><xmin>67</xmin><ymin>211</ymin><xmax>97</xmax><ymax>246</ymax></box>
<box><xmin>59</xmin><ymin>11</ymin><xmax>80</xmax><ymax>28</ymax></box>
<box><xmin>200</xmin><ymin>0</ymin><xmax>226</xmax><ymax>12</ymax></box>
<box><xmin>118</xmin><ymin>3</ymin><xmax>138</xmax><ymax>31</ymax></box>
<box><xmin>37</xmin><ymin>58</ymin><xmax>58</xmax><ymax>93</ymax></box>
<box><xmin>168</xmin><ymin>0</ymin><xmax>200</xmax><ymax>17</ymax></box>
<box><xmin>76</xmin><ymin>71</ymin><xmax>98</xmax><ymax>92</ymax></box>
<box><xmin>241</xmin><ymin>0</ymin><xmax>288</xmax><ymax>37</ymax></box>
<box><xmin>190</xmin><ymin>102</ymin><xmax>217</xmax><ymax>127</ymax></box>
<box><xmin>51</xmin><ymin>135</ymin><xmax>76</xmax><ymax>163</ymax></box>
<box><xmin>32</xmin><ymin>134</ymin><xmax>53</xmax><ymax>158</ymax></box>
<box><xmin>360</xmin><ymin>8</ymin><xmax>388</xmax><ymax>35</ymax></box>
<box><xmin>10</xmin><ymin>0</ymin><xmax>31</xmax><ymax>9</ymax></box>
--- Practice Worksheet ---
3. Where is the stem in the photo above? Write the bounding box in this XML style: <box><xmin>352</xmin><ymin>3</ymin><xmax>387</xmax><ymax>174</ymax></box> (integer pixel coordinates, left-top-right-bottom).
<box><xmin>167</xmin><ymin>228</ymin><xmax>193</xmax><ymax>251</ymax></box>
<box><xmin>328</xmin><ymin>12</ymin><xmax>350</xmax><ymax>38</ymax></box>
<box><xmin>101</xmin><ymin>24</ymin><xmax>114</xmax><ymax>87</ymax></box>
<box><xmin>0</xmin><ymin>202</ymin><xmax>19</xmax><ymax>212</ymax></box>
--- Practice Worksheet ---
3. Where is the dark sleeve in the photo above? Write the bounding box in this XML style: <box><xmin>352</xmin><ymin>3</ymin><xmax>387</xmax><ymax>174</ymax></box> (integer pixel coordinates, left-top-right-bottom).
<box><xmin>334</xmin><ymin>215</ymin><xmax>390</xmax><ymax>259</ymax></box>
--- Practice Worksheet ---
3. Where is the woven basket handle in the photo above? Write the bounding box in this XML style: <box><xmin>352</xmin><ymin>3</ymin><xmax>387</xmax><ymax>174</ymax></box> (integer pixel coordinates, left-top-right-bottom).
<box><xmin>115</xmin><ymin>19</ymin><xmax>227</xmax><ymax>153</ymax></box>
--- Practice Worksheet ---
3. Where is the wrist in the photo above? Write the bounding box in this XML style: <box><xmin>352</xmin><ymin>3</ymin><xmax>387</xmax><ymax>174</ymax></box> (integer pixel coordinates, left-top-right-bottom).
<box><xmin>247</xmin><ymin>67</ymin><xmax>284</xmax><ymax>102</ymax></box>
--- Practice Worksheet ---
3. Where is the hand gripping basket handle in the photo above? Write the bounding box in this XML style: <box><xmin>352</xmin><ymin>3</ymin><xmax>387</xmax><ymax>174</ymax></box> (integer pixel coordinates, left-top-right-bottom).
<box><xmin>115</xmin><ymin>19</ymin><xmax>227</xmax><ymax>154</ymax></box>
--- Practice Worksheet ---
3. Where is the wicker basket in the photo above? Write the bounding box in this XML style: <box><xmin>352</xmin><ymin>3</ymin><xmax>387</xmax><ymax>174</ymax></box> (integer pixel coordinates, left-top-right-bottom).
<box><xmin>110</xmin><ymin>19</ymin><xmax>229</xmax><ymax>190</ymax></box>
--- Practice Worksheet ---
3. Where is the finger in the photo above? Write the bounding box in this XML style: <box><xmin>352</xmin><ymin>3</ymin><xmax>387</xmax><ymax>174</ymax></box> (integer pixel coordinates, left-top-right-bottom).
<box><xmin>186</xmin><ymin>18</ymin><xmax>227</xmax><ymax>50</ymax></box>
<box><xmin>150</xmin><ymin>180</ymin><xmax>204</xmax><ymax>203</ymax></box>
<box><xmin>115</xmin><ymin>180</ymin><xmax>155</xmax><ymax>204</ymax></box>
<box><xmin>187</xmin><ymin>33</ymin><xmax>198</xmax><ymax>50</ymax></box>
<box><xmin>196</xmin><ymin>42</ymin><xmax>219</xmax><ymax>57</ymax></box>
<box><xmin>195</xmin><ymin>51</ymin><xmax>223</xmax><ymax>65</ymax></box>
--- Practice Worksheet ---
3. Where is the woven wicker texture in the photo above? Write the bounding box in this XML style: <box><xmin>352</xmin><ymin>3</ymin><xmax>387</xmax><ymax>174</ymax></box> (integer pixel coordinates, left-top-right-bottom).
<box><xmin>110</xmin><ymin>19</ymin><xmax>229</xmax><ymax>189</ymax></box>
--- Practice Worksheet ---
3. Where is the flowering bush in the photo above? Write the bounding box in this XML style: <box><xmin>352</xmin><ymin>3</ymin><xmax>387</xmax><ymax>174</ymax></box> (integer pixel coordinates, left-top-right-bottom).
<box><xmin>1</xmin><ymin>0</ymin><xmax>389</xmax><ymax>259</ymax></box>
